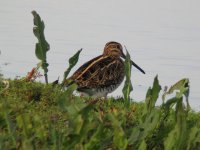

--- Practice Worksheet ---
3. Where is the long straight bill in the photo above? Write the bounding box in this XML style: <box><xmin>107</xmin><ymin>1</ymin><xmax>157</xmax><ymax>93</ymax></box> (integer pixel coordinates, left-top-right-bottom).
<box><xmin>131</xmin><ymin>60</ymin><xmax>145</xmax><ymax>74</ymax></box>
<box><xmin>122</xmin><ymin>47</ymin><xmax>145</xmax><ymax>74</ymax></box>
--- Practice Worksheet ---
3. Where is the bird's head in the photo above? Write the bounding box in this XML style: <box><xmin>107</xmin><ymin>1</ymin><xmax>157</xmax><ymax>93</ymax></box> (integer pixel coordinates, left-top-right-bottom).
<box><xmin>103</xmin><ymin>41</ymin><xmax>124</xmax><ymax>58</ymax></box>
<box><xmin>103</xmin><ymin>41</ymin><xmax>145</xmax><ymax>74</ymax></box>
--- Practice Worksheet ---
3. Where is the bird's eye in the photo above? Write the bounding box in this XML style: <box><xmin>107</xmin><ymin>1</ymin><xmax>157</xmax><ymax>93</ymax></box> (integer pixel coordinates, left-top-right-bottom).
<box><xmin>117</xmin><ymin>45</ymin><xmax>121</xmax><ymax>49</ymax></box>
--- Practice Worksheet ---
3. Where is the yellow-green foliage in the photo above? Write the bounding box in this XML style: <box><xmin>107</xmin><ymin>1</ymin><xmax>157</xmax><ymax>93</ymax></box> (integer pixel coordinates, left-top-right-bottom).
<box><xmin>0</xmin><ymin>77</ymin><xmax>200</xmax><ymax>150</ymax></box>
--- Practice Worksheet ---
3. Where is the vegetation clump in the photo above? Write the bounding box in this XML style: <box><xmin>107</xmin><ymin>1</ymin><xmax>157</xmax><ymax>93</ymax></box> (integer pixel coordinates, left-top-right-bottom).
<box><xmin>0</xmin><ymin>76</ymin><xmax>200</xmax><ymax>150</ymax></box>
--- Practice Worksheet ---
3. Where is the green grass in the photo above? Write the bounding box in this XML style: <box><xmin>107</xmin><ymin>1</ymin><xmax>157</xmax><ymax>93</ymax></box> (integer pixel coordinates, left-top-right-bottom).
<box><xmin>0</xmin><ymin>77</ymin><xmax>200</xmax><ymax>150</ymax></box>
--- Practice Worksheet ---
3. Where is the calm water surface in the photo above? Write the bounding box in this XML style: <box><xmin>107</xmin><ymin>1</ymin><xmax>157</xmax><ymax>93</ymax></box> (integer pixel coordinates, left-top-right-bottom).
<box><xmin>0</xmin><ymin>0</ymin><xmax>200</xmax><ymax>109</ymax></box>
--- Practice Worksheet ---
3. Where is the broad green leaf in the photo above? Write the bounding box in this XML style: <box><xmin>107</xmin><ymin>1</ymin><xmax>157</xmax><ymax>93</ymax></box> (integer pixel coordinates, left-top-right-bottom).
<box><xmin>32</xmin><ymin>10</ymin><xmax>50</xmax><ymax>84</ymax></box>
<box><xmin>128</xmin><ymin>109</ymin><xmax>160</xmax><ymax>146</ymax></box>
<box><xmin>66</xmin><ymin>102</ymin><xmax>96</xmax><ymax>149</ymax></box>
<box><xmin>186</xmin><ymin>127</ymin><xmax>200</xmax><ymax>150</ymax></box>
<box><xmin>138</xmin><ymin>140</ymin><xmax>147</xmax><ymax>150</ymax></box>
<box><xmin>162</xmin><ymin>79</ymin><xmax>190</xmax><ymax>106</ymax></box>
<box><xmin>175</xmin><ymin>98</ymin><xmax>187</xmax><ymax>149</ymax></box>
<box><xmin>32</xmin><ymin>11</ymin><xmax>50</xmax><ymax>60</ymax></box>
<box><xmin>164</xmin><ymin>78</ymin><xmax>190</xmax><ymax>111</ymax></box>
<box><xmin>58</xmin><ymin>83</ymin><xmax>78</xmax><ymax>111</ymax></box>
<box><xmin>167</xmin><ymin>78</ymin><xmax>189</xmax><ymax>96</ymax></box>
<box><xmin>62</xmin><ymin>49</ymin><xmax>82</xmax><ymax>85</ymax></box>
<box><xmin>107</xmin><ymin>114</ymin><xmax>128</xmax><ymax>150</ymax></box>
<box><xmin>84</xmin><ymin>125</ymin><xmax>104</xmax><ymax>150</ymax></box>
<box><xmin>113</xmin><ymin>129</ymin><xmax>128</xmax><ymax>150</ymax></box>
<box><xmin>2</xmin><ymin>98</ymin><xmax>17</xmax><ymax>146</ymax></box>
<box><xmin>162</xmin><ymin>97</ymin><xmax>178</xmax><ymax>112</ymax></box>
<box><xmin>164</xmin><ymin>97</ymin><xmax>187</xmax><ymax>150</ymax></box>
<box><xmin>122</xmin><ymin>49</ymin><xmax>133</xmax><ymax>107</ymax></box>
<box><xmin>72</xmin><ymin>115</ymin><xmax>84</xmax><ymax>134</ymax></box>
<box><xmin>144</xmin><ymin>75</ymin><xmax>161</xmax><ymax>114</ymax></box>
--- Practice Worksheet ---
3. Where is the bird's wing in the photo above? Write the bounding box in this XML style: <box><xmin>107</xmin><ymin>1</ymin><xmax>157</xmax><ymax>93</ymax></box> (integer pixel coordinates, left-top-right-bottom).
<box><xmin>70</xmin><ymin>56</ymin><xmax>125</xmax><ymax>88</ymax></box>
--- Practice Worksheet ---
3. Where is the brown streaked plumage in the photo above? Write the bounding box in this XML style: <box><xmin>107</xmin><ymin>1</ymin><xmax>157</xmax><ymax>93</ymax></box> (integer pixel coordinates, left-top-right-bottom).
<box><xmin>67</xmin><ymin>41</ymin><xmax>145</xmax><ymax>97</ymax></box>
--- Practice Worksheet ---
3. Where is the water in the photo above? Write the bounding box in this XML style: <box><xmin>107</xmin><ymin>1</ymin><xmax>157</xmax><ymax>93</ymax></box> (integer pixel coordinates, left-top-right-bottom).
<box><xmin>0</xmin><ymin>0</ymin><xmax>200</xmax><ymax>110</ymax></box>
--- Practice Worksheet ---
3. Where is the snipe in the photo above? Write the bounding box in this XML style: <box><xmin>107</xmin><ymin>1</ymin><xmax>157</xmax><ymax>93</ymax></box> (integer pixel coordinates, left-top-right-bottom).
<box><xmin>67</xmin><ymin>41</ymin><xmax>145</xmax><ymax>97</ymax></box>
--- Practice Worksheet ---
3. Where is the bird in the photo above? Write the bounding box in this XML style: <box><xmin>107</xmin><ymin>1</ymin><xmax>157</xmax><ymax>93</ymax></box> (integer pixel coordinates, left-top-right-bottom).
<box><xmin>67</xmin><ymin>41</ymin><xmax>145</xmax><ymax>98</ymax></box>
